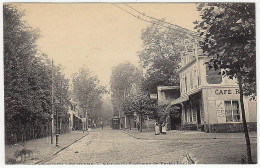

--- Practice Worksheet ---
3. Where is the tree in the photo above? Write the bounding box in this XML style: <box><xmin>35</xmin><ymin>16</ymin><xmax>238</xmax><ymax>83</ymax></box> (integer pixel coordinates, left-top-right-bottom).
<box><xmin>72</xmin><ymin>67</ymin><xmax>107</xmax><ymax>125</ymax></box>
<box><xmin>99</xmin><ymin>96</ymin><xmax>114</xmax><ymax>126</ymax></box>
<box><xmin>138</xmin><ymin>20</ymin><xmax>196</xmax><ymax>93</ymax></box>
<box><xmin>110</xmin><ymin>63</ymin><xmax>142</xmax><ymax>121</ymax></box>
<box><xmin>194</xmin><ymin>3</ymin><xmax>256</xmax><ymax>163</ymax></box>
<box><xmin>130</xmin><ymin>93</ymin><xmax>157</xmax><ymax>132</ymax></box>
<box><xmin>4</xmin><ymin>4</ymin><xmax>70</xmax><ymax>143</ymax></box>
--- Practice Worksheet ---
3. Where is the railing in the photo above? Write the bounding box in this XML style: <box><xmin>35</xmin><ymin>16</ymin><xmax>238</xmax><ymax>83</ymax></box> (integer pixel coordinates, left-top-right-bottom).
<box><xmin>5</xmin><ymin>123</ymin><xmax>70</xmax><ymax>145</ymax></box>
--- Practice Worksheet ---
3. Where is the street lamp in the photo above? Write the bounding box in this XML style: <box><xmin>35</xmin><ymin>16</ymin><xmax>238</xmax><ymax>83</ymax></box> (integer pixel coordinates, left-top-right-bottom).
<box><xmin>54</xmin><ymin>99</ymin><xmax>60</xmax><ymax>146</ymax></box>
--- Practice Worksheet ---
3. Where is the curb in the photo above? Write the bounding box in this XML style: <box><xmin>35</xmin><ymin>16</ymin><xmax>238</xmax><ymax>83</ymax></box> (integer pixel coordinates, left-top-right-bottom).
<box><xmin>122</xmin><ymin>130</ymin><xmax>152</xmax><ymax>140</ymax></box>
<box><xmin>122</xmin><ymin>130</ymin><xmax>257</xmax><ymax>141</ymax></box>
<box><xmin>34</xmin><ymin>133</ymin><xmax>88</xmax><ymax>164</ymax></box>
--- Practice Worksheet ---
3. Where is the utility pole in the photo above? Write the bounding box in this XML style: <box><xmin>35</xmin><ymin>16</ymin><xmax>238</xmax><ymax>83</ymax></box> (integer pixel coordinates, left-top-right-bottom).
<box><xmin>59</xmin><ymin>80</ymin><xmax>62</xmax><ymax>135</ymax></box>
<box><xmin>55</xmin><ymin>80</ymin><xmax>62</xmax><ymax>146</ymax></box>
<box><xmin>50</xmin><ymin>59</ymin><xmax>54</xmax><ymax>144</ymax></box>
<box><xmin>86</xmin><ymin>109</ymin><xmax>88</xmax><ymax>131</ymax></box>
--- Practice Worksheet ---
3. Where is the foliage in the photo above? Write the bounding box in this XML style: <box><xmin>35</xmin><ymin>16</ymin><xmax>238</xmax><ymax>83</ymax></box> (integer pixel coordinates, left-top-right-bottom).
<box><xmin>99</xmin><ymin>96</ymin><xmax>114</xmax><ymax>124</ymax></box>
<box><xmin>72</xmin><ymin>67</ymin><xmax>107</xmax><ymax>120</ymax></box>
<box><xmin>194</xmin><ymin>3</ymin><xmax>256</xmax><ymax>97</ymax></box>
<box><xmin>4</xmin><ymin>4</ymin><xmax>70</xmax><ymax>144</ymax></box>
<box><xmin>138</xmin><ymin>20</ymin><xmax>196</xmax><ymax>93</ymax></box>
<box><xmin>194</xmin><ymin>3</ymin><xmax>256</xmax><ymax>163</ymax></box>
<box><xmin>130</xmin><ymin>93</ymin><xmax>157</xmax><ymax>118</ymax></box>
<box><xmin>110</xmin><ymin>62</ymin><xmax>143</xmax><ymax>117</ymax></box>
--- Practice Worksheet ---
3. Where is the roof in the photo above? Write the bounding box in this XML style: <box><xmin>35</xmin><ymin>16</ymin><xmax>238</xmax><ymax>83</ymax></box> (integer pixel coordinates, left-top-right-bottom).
<box><xmin>157</xmin><ymin>86</ymin><xmax>179</xmax><ymax>91</ymax></box>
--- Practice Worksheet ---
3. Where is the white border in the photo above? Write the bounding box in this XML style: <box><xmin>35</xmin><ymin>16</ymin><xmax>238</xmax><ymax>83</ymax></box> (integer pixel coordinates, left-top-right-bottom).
<box><xmin>0</xmin><ymin>1</ymin><xmax>259</xmax><ymax>168</ymax></box>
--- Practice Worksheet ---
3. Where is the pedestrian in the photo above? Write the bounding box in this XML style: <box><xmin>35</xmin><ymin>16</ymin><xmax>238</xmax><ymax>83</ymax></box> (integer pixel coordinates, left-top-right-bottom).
<box><xmin>137</xmin><ymin>122</ymin><xmax>140</xmax><ymax>131</ymax></box>
<box><xmin>101</xmin><ymin>121</ymin><xmax>103</xmax><ymax>130</ymax></box>
<box><xmin>161</xmin><ymin>122</ymin><xmax>166</xmax><ymax>134</ymax></box>
<box><xmin>155</xmin><ymin>121</ymin><xmax>160</xmax><ymax>135</ymax></box>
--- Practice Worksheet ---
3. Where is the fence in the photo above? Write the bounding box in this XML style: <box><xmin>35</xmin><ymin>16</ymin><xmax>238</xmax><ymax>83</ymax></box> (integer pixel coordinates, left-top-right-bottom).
<box><xmin>5</xmin><ymin>122</ymin><xmax>70</xmax><ymax>145</ymax></box>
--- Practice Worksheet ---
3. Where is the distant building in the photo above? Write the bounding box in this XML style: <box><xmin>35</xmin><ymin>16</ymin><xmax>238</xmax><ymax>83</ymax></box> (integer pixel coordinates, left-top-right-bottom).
<box><xmin>157</xmin><ymin>86</ymin><xmax>181</xmax><ymax>130</ymax></box>
<box><xmin>68</xmin><ymin>100</ymin><xmax>82</xmax><ymax>131</ymax></box>
<box><xmin>167</xmin><ymin>43</ymin><xmax>256</xmax><ymax>132</ymax></box>
<box><xmin>157</xmin><ymin>86</ymin><xmax>180</xmax><ymax>106</ymax></box>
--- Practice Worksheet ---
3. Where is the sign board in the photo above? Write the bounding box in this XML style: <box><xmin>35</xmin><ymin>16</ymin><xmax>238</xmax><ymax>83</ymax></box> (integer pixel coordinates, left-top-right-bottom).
<box><xmin>216</xmin><ymin>100</ymin><xmax>226</xmax><ymax>123</ymax></box>
<box><xmin>215</xmin><ymin>89</ymin><xmax>240</xmax><ymax>95</ymax></box>
<box><xmin>150</xmin><ymin>94</ymin><xmax>157</xmax><ymax>100</ymax></box>
<box><xmin>81</xmin><ymin>118</ymin><xmax>86</xmax><ymax>123</ymax></box>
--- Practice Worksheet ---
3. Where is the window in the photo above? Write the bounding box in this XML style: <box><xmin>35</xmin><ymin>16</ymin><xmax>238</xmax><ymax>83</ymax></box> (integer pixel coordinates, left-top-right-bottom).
<box><xmin>190</xmin><ymin>70</ymin><xmax>193</xmax><ymax>90</ymax></box>
<box><xmin>206</xmin><ymin>66</ymin><xmax>222</xmax><ymax>84</ymax></box>
<box><xmin>194</xmin><ymin>69</ymin><xmax>197</xmax><ymax>88</ymax></box>
<box><xmin>197</xmin><ymin>74</ymin><xmax>201</xmax><ymax>86</ymax></box>
<box><xmin>225</xmin><ymin>101</ymin><xmax>240</xmax><ymax>122</ymax></box>
<box><xmin>184</xmin><ymin>75</ymin><xmax>187</xmax><ymax>92</ymax></box>
<box><xmin>192</xmin><ymin>109</ymin><xmax>197</xmax><ymax>122</ymax></box>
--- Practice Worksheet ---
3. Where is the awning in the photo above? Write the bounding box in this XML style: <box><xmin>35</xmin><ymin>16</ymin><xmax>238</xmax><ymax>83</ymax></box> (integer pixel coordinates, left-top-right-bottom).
<box><xmin>170</xmin><ymin>96</ymin><xmax>189</xmax><ymax>106</ymax></box>
<box><xmin>165</xmin><ymin>96</ymin><xmax>189</xmax><ymax>112</ymax></box>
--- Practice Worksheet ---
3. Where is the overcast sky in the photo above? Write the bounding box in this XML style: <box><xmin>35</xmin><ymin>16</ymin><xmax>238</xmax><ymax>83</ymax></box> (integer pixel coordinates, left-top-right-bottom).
<box><xmin>16</xmin><ymin>3</ymin><xmax>200</xmax><ymax>88</ymax></box>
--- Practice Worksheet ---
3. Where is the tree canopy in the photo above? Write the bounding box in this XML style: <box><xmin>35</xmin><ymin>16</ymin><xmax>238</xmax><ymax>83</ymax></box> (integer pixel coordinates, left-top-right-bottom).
<box><xmin>194</xmin><ymin>3</ymin><xmax>256</xmax><ymax>97</ymax></box>
<box><xmin>110</xmin><ymin>62</ymin><xmax>143</xmax><ymax>117</ymax></box>
<box><xmin>138</xmin><ymin>20</ymin><xmax>196</xmax><ymax>93</ymax></box>
<box><xmin>72</xmin><ymin>67</ymin><xmax>107</xmax><ymax>120</ymax></box>
<box><xmin>4</xmin><ymin>4</ymin><xmax>70</xmax><ymax>143</ymax></box>
<box><xmin>194</xmin><ymin>3</ymin><xmax>256</xmax><ymax>163</ymax></box>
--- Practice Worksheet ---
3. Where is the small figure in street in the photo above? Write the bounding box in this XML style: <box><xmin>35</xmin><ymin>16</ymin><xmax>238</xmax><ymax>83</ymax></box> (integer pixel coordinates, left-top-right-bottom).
<box><xmin>137</xmin><ymin>122</ymin><xmax>140</xmax><ymax>131</ymax></box>
<box><xmin>155</xmin><ymin>121</ymin><xmax>160</xmax><ymax>135</ymax></box>
<box><xmin>101</xmin><ymin>121</ymin><xmax>103</xmax><ymax>130</ymax></box>
<box><xmin>161</xmin><ymin>122</ymin><xmax>166</xmax><ymax>134</ymax></box>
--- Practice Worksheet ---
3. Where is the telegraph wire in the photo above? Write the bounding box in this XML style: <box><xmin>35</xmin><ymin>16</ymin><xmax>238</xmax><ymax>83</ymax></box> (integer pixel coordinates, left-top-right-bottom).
<box><xmin>111</xmin><ymin>3</ymin><xmax>198</xmax><ymax>37</ymax></box>
<box><xmin>112</xmin><ymin>4</ymin><xmax>179</xmax><ymax>31</ymax></box>
<box><xmin>123</xmin><ymin>3</ymin><xmax>197</xmax><ymax>36</ymax></box>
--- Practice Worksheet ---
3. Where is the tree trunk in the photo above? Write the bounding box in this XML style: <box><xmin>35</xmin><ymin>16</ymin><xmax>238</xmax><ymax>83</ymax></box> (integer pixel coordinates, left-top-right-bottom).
<box><xmin>238</xmin><ymin>76</ymin><xmax>252</xmax><ymax>163</ymax></box>
<box><xmin>140</xmin><ymin>113</ymin><xmax>143</xmax><ymax>132</ymax></box>
<box><xmin>128</xmin><ymin>116</ymin><xmax>131</xmax><ymax>130</ymax></box>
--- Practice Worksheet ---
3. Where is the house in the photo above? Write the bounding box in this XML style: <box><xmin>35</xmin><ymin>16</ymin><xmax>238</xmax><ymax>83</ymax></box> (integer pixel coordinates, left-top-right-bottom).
<box><xmin>167</xmin><ymin>43</ymin><xmax>257</xmax><ymax>132</ymax></box>
<box><xmin>68</xmin><ymin>100</ymin><xmax>82</xmax><ymax>131</ymax></box>
<box><xmin>157</xmin><ymin>86</ymin><xmax>181</xmax><ymax>130</ymax></box>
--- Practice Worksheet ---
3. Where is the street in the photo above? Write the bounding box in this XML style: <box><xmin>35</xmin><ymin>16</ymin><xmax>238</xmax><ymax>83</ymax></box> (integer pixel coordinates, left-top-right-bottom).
<box><xmin>43</xmin><ymin>128</ymin><xmax>257</xmax><ymax>164</ymax></box>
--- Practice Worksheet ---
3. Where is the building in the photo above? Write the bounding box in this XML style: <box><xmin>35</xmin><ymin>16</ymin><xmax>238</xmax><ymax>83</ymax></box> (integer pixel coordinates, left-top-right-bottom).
<box><xmin>68</xmin><ymin>100</ymin><xmax>82</xmax><ymax>131</ymax></box>
<box><xmin>157</xmin><ymin>86</ymin><xmax>181</xmax><ymax>130</ymax></box>
<box><xmin>167</xmin><ymin>44</ymin><xmax>257</xmax><ymax>132</ymax></box>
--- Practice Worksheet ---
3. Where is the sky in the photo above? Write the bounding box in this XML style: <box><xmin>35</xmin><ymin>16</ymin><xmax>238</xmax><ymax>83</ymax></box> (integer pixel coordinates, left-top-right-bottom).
<box><xmin>15</xmin><ymin>3</ymin><xmax>200</xmax><ymax>89</ymax></box>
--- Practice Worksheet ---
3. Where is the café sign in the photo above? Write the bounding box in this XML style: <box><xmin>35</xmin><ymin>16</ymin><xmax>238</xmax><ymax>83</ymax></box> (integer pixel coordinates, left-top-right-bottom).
<box><xmin>215</xmin><ymin>89</ymin><xmax>240</xmax><ymax>95</ymax></box>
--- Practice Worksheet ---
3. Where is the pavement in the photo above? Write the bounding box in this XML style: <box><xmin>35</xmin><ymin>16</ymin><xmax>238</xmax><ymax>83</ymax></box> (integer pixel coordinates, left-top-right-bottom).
<box><xmin>123</xmin><ymin>128</ymin><xmax>257</xmax><ymax>140</ymax></box>
<box><xmin>5</xmin><ymin>130</ymin><xmax>88</xmax><ymax>164</ymax></box>
<box><xmin>123</xmin><ymin>128</ymin><xmax>258</xmax><ymax>164</ymax></box>
<box><xmin>5</xmin><ymin>128</ymin><xmax>257</xmax><ymax>164</ymax></box>
<box><xmin>42</xmin><ymin>128</ymin><xmax>257</xmax><ymax>164</ymax></box>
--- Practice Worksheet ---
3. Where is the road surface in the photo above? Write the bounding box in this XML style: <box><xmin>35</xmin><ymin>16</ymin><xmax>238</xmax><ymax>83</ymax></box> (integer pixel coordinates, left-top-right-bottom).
<box><xmin>43</xmin><ymin>128</ymin><xmax>257</xmax><ymax>164</ymax></box>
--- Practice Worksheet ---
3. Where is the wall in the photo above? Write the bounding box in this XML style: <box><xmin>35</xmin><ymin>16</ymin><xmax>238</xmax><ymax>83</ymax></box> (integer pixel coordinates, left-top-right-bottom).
<box><xmin>204</xmin><ymin>87</ymin><xmax>256</xmax><ymax>125</ymax></box>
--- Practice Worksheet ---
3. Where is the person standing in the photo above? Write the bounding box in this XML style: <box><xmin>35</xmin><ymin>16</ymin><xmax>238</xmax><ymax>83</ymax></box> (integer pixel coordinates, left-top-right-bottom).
<box><xmin>155</xmin><ymin>121</ymin><xmax>160</xmax><ymax>135</ymax></box>
<box><xmin>137</xmin><ymin>122</ymin><xmax>140</xmax><ymax>131</ymax></box>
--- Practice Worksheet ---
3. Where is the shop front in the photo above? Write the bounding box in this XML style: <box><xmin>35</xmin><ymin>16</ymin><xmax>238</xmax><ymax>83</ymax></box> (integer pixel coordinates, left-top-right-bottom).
<box><xmin>174</xmin><ymin>87</ymin><xmax>256</xmax><ymax>133</ymax></box>
<box><xmin>201</xmin><ymin>87</ymin><xmax>257</xmax><ymax>133</ymax></box>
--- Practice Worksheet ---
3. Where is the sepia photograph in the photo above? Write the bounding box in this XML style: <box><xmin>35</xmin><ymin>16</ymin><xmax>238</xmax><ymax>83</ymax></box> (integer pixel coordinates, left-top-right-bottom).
<box><xmin>1</xmin><ymin>0</ymin><xmax>258</xmax><ymax>165</ymax></box>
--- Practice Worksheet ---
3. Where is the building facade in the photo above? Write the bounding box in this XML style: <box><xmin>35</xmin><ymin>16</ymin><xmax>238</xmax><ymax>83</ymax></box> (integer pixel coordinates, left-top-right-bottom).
<box><xmin>157</xmin><ymin>86</ymin><xmax>181</xmax><ymax>130</ymax></box>
<box><xmin>168</xmin><ymin>44</ymin><xmax>257</xmax><ymax>132</ymax></box>
<box><xmin>68</xmin><ymin>100</ymin><xmax>82</xmax><ymax>131</ymax></box>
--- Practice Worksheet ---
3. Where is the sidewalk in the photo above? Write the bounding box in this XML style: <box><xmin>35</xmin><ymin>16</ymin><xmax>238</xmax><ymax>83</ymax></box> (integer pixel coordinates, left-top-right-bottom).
<box><xmin>123</xmin><ymin>128</ymin><xmax>257</xmax><ymax>141</ymax></box>
<box><xmin>123</xmin><ymin>129</ymin><xmax>257</xmax><ymax>164</ymax></box>
<box><xmin>5</xmin><ymin>131</ymin><xmax>88</xmax><ymax>164</ymax></box>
